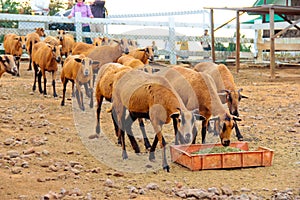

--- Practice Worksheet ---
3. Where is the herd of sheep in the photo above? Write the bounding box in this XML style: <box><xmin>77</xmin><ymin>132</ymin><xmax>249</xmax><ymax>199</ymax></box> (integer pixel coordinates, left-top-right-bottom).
<box><xmin>1</xmin><ymin>28</ymin><xmax>248</xmax><ymax>172</ymax></box>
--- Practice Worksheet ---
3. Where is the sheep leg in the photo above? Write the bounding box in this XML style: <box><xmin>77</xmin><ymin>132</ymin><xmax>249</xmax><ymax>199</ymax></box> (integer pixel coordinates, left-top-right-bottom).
<box><xmin>120</xmin><ymin>129</ymin><xmax>128</xmax><ymax>159</ymax></box>
<box><xmin>96</xmin><ymin>95</ymin><xmax>104</xmax><ymax>134</ymax></box>
<box><xmin>89</xmin><ymin>86</ymin><xmax>93</xmax><ymax>108</ymax></box>
<box><xmin>116</xmin><ymin>107</ymin><xmax>128</xmax><ymax>159</ymax></box>
<box><xmin>16</xmin><ymin>58</ymin><xmax>20</xmax><ymax>77</ymax></box>
<box><xmin>111</xmin><ymin>107</ymin><xmax>121</xmax><ymax>144</ymax></box>
<box><xmin>161</xmin><ymin>136</ymin><xmax>170</xmax><ymax>172</ymax></box>
<box><xmin>27</xmin><ymin>57</ymin><xmax>32</xmax><ymax>71</ymax></box>
<box><xmin>138</xmin><ymin>118</ymin><xmax>151</xmax><ymax>150</ymax></box>
<box><xmin>32</xmin><ymin>64</ymin><xmax>38</xmax><ymax>92</ymax></box>
<box><xmin>83</xmin><ymin>82</ymin><xmax>91</xmax><ymax>98</ymax></box>
<box><xmin>43</xmin><ymin>75</ymin><xmax>47</xmax><ymax>96</ymax></box>
<box><xmin>149</xmin><ymin>135</ymin><xmax>158</xmax><ymax>161</ymax></box>
<box><xmin>124</xmin><ymin>114</ymin><xmax>140</xmax><ymax>154</ymax></box>
<box><xmin>71</xmin><ymin>81</ymin><xmax>75</xmax><ymax>97</ymax></box>
<box><xmin>201</xmin><ymin>120</ymin><xmax>207</xmax><ymax>144</ymax></box>
<box><xmin>149</xmin><ymin>134</ymin><xmax>169</xmax><ymax>172</ymax></box>
<box><xmin>76</xmin><ymin>81</ymin><xmax>85</xmax><ymax>111</ymax></box>
<box><xmin>75</xmin><ymin>88</ymin><xmax>84</xmax><ymax>111</ymax></box>
<box><xmin>52</xmin><ymin>72</ymin><xmax>57</xmax><ymax>97</ymax></box>
<box><xmin>234</xmin><ymin>122</ymin><xmax>243</xmax><ymax>141</ymax></box>
<box><xmin>37</xmin><ymin>70</ymin><xmax>43</xmax><ymax>94</ymax></box>
<box><xmin>61</xmin><ymin>79</ymin><xmax>68</xmax><ymax>106</ymax></box>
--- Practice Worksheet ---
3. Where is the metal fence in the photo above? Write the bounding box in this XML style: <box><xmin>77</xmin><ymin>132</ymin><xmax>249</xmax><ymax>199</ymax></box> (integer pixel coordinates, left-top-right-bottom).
<box><xmin>0</xmin><ymin>10</ymin><xmax>254</xmax><ymax>64</ymax></box>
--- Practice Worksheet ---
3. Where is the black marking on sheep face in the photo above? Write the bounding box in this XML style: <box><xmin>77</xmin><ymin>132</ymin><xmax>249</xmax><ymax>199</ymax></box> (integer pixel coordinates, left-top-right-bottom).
<box><xmin>224</xmin><ymin>90</ymin><xmax>240</xmax><ymax>117</ymax></box>
<box><xmin>51</xmin><ymin>46</ymin><xmax>62</xmax><ymax>63</ymax></box>
<box><xmin>218</xmin><ymin>113</ymin><xmax>235</xmax><ymax>147</ymax></box>
<box><xmin>0</xmin><ymin>55</ymin><xmax>18</xmax><ymax>76</ymax></box>
<box><xmin>146</xmin><ymin>47</ymin><xmax>154</xmax><ymax>61</ymax></box>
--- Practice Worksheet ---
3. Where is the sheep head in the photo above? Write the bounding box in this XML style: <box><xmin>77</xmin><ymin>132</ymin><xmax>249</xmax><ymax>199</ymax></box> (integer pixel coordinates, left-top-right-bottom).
<box><xmin>47</xmin><ymin>44</ymin><xmax>62</xmax><ymax>63</ymax></box>
<box><xmin>222</xmin><ymin>89</ymin><xmax>248</xmax><ymax>117</ymax></box>
<box><xmin>215</xmin><ymin>113</ymin><xmax>241</xmax><ymax>146</ymax></box>
<box><xmin>171</xmin><ymin>108</ymin><xmax>205</xmax><ymax>144</ymax></box>
<box><xmin>75</xmin><ymin>56</ymin><xmax>100</xmax><ymax>77</ymax></box>
<box><xmin>35</xmin><ymin>27</ymin><xmax>46</xmax><ymax>37</ymax></box>
<box><xmin>0</xmin><ymin>55</ymin><xmax>18</xmax><ymax>76</ymax></box>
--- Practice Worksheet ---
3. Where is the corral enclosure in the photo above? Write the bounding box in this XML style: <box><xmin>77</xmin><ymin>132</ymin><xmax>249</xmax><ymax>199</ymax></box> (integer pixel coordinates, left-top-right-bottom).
<box><xmin>0</xmin><ymin>9</ymin><xmax>299</xmax><ymax>199</ymax></box>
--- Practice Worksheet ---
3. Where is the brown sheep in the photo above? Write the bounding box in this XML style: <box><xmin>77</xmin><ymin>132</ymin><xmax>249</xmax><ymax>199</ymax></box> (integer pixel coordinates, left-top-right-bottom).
<box><xmin>94</xmin><ymin>63</ymin><xmax>153</xmax><ymax>150</ymax></box>
<box><xmin>111</xmin><ymin>69</ymin><xmax>203</xmax><ymax>172</ymax></box>
<box><xmin>3</xmin><ymin>33</ymin><xmax>26</xmax><ymax>76</ymax></box>
<box><xmin>94</xmin><ymin>63</ymin><xmax>132</xmax><ymax>133</ymax></box>
<box><xmin>61</xmin><ymin>54</ymin><xmax>100</xmax><ymax>111</ymax></box>
<box><xmin>87</xmin><ymin>38</ymin><xmax>130</xmax><ymax>83</ymax></box>
<box><xmin>87</xmin><ymin>38</ymin><xmax>130</xmax><ymax>69</ymax></box>
<box><xmin>32</xmin><ymin>42</ymin><xmax>62</xmax><ymax>97</ymax></box>
<box><xmin>161</xmin><ymin>66</ymin><xmax>241</xmax><ymax>146</ymax></box>
<box><xmin>72</xmin><ymin>42</ymin><xmax>95</xmax><ymax>56</ymax></box>
<box><xmin>117</xmin><ymin>55</ymin><xmax>144</xmax><ymax>69</ymax></box>
<box><xmin>193</xmin><ymin>62</ymin><xmax>248</xmax><ymax>140</ymax></box>
<box><xmin>57</xmin><ymin>29</ymin><xmax>75</xmax><ymax>65</ymax></box>
<box><xmin>25</xmin><ymin>28</ymin><xmax>46</xmax><ymax>71</ymax></box>
<box><xmin>128</xmin><ymin>46</ymin><xmax>154</xmax><ymax>64</ymax></box>
<box><xmin>44</xmin><ymin>36</ymin><xmax>60</xmax><ymax>46</ymax></box>
<box><xmin>0</xmin><ymin>55</ymin><xmax>18</xmax><ymax>78</ymax></box>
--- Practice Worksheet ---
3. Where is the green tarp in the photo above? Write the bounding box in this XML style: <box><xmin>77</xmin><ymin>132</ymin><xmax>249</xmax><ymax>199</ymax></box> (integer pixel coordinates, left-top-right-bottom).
<box><xmin>242</xmin><ymin>14</ymin><xmax>285</xmax><ymax>24</ymax></box>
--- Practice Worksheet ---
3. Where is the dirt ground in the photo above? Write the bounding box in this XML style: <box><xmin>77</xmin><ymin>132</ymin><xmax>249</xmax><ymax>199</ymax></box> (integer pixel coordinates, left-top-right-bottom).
<box><xmin>0</xmin><ymin>61</ymin><xmax>299</xmax><ymax>199</ymax></box>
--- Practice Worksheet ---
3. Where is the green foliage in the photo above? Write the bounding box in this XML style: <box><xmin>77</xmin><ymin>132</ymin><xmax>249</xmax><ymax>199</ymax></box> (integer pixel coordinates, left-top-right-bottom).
<box><xmin>0</xmin><ymin>0</ymin><xmax>20</xmax><ymax>28</ymax></box>
<box><xmin>215</xmin><ymin>34</ymin><xmax>252</xmax><ymax>52</ymax></box>
<box><xmin>0</xmin><ymin>0</ymin><xmax>20</xmax><ymax>14</ymax></box>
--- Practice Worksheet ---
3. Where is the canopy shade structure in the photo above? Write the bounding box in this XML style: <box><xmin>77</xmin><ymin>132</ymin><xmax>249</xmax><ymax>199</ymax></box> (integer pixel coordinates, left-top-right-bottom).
<box><xmin>204</xmin><ymin>4</ymin><xmax>300</xmax><ymax>79</ymax></box>
<box><xmin>253</xmin><ymin>0</ymin><xmax>289</xmax><ymax>7</ymax></box>
<box><xmin>242</xmin><ymin>14</ymin><xmax>285</xmax><ymax>24</ymax></box>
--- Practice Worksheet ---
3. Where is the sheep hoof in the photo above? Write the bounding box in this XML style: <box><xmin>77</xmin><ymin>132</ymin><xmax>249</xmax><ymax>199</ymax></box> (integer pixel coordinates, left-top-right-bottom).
<box><xmin>61</xmin><ymin>101</ymin><xmax>65</xmax><ymax>106</ymax></box>
<box><xmin>238</xmin><ymin>137</ymin><xmax>244</xmax><ymax>141</ymax></box>
<box><xmin>88</xmin><ymin>134</ymin><xmax>99</xmax><ymax>139</ymax></box>
<box><xmin>122</xmin><ymin>151</ymin><xmax>128</xmax><ymax>160</ymax></box>
<box><xmin>96</xmin><ymin>126</ymin><xmax>100</xmax><ymax>134</ymax></box>
<box><xmin>163</xmin><ymin>165</ymin><xmax>170</xmax><ymax>172</ymax></box>
<box><xmin>149</xmin><ymin>152</ymin><xmax>155</xmax><ymax>161</ymax></box>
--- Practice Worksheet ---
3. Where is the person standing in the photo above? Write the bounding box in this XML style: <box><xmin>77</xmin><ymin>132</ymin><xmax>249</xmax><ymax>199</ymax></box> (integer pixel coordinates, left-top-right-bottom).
<box><xmin>201</xmin><ymin>29</ymin><xmax>211</xmax><ymax>51</ymax></box>
<box><xmin>90</xmin><ymin>0</ymin><xmax>106</xmax><ymax>34</ymax></box>
<box><xmin>30</xmin><ymin>0</ymin><xmax>50</xmax><ymax>15</ymax></box>
<box><xmin>68</xmin><ymin>0</ymin><xmax>94</xmax><ymax>44</ymax></box>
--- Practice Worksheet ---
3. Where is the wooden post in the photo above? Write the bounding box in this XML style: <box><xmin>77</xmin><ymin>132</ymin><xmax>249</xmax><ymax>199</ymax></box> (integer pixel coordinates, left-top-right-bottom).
<box><xmin>256</xmin><ymin>29</ymin><xmax>263</xmax><ymax>62</ymax></box>
<box><xmin>269</xmin><ymin>8</ymin><xmax>275</xmax><ymax>79</ymax></box>
<box><xmin>210</xmin><ymin>9</ymin><xmax>215</xmax><ymax>62</ymax></box>
<box><xmin>236</xmin><ymin>11</ymin><xmax>240</xmax><ymax>73</ymax></box>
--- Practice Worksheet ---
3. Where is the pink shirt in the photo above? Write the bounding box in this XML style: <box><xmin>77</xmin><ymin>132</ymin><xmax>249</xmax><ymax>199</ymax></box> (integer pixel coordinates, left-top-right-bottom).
<box><xmin>70</xmin><ymin>3</ymin><xmax>93</xmax><ymax>27</ymax></box>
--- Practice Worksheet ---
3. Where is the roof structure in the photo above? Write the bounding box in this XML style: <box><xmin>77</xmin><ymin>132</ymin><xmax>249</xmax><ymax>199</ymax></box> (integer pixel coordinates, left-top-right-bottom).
<box><xmin>204</xmin><ymin>4</ymin><xmax>300</xmax><ymax>79</ymax></box>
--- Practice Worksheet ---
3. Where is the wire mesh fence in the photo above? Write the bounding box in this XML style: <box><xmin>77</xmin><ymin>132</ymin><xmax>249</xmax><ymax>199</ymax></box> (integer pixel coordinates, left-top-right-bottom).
<box><xmin>0</xmin><ymin>11</ymin><xmax>254</xmax><ymax>64</ymax></box>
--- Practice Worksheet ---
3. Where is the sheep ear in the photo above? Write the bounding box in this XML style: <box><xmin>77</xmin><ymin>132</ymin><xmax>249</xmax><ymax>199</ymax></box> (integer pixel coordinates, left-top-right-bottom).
<box><xmin>138</xmin><ymin>48</ymin><xmax>146</xmax><ymax>52</ymax></box>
